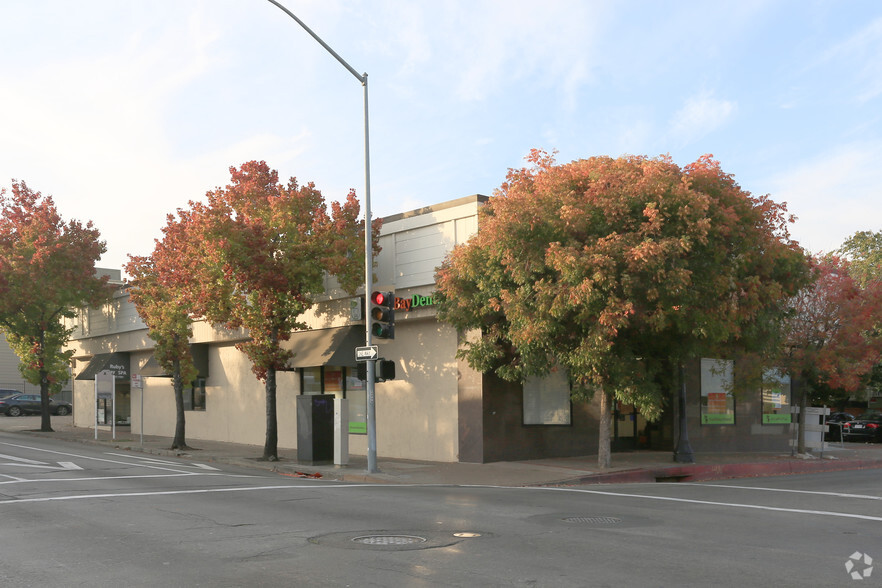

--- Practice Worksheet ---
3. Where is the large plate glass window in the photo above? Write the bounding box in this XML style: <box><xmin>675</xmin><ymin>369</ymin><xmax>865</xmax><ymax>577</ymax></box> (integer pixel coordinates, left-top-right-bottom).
<box><xmin>523</xmin><ymin>368</ymin><xmax>571</xmax><ymax>425</ymax></box>
<box><xmin>700</xmin><ymin>358</ymin><xmax>735</xmax><ymax>425</ymax></box>
<box><xmin>762</xmin><ymin>368</ymin><xmax>791</xmax><ymax>424</ymax></box>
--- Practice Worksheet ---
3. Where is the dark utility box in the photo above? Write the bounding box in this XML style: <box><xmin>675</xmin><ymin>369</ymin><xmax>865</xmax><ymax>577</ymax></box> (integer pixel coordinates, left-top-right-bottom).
<box><xmin>296</xmin><ymin>394</ymin><xmax>335</xmax><ymax>465</ymax></box>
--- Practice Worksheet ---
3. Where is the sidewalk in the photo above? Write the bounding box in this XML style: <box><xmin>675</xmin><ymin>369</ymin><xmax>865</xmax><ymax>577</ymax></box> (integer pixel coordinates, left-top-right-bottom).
<box><xmin>13</xmin><ymin>416</ymin><xmax>882</xmax><ymax>486</ymax></box>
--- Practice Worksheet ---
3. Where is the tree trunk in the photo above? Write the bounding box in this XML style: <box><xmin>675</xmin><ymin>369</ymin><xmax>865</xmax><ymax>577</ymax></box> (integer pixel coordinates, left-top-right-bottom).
<box><xmin>37</xmin><ymin>332</ymin><xmax>53</xmax><ymax>432</ymax></box>
<box><xmin>263</xmin><ymin>366</ymin><xmax>278</xmax><ymax>461</ymax></box>
<box><xmin>597</xmin><ymin>387</ymin><xmax>612</xmax><ymax>469</ymax></box>
<box><xmin>170</xmin><ymin>358</ymin><xmax>188</xmax><ymax>450</ymax></box>
<box><xmin>39</xmin><ymin>368</ymin><xmax>53</xmax><ymax>432</ymax></box>
<box><xmin>796</xmin><ymin>375</ymin><xmax>807</xmax><ymax>455</ymax></box>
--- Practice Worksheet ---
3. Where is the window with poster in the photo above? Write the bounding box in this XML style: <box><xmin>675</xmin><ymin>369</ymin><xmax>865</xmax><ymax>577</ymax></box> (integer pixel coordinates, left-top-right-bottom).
<box><xmin>700</xmin><ymin>358</ymin><xmax>735</xmax><ymax>425</ymax></box>
<box><xmin>298</xmin><ymin>366</ymin><xmax>367</xmax><ymax>435</ymax></box>
<box><xmin>761</xmin><ymin>368</ymin><xmax>791</xmax><ymax>424</ymax></box>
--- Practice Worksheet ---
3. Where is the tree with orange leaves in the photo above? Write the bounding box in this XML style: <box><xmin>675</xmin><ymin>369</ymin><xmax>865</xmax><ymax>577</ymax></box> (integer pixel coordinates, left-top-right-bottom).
<box><xmin>779</xmin><ymin>255</ymin><xmax>882</xmax><ymax>453</ymax></box>
<box><xmin>437</xmin><ymin>151</ymin><xmax>810</xmax><ymax>467</ymax></box>
<box><xmin>0</xmin><ymin>181</ymin><xmax>111</xmax><ymax>432</ymax></box>
<box><xmin>170</xmin><ymin>161</ymin><xmax>377</xmax><ymax>461</ymax></box>
<box><xmin>126</xmin><ymin>211</ymin><xmax>201</xmax><ymax>450</ymax></box>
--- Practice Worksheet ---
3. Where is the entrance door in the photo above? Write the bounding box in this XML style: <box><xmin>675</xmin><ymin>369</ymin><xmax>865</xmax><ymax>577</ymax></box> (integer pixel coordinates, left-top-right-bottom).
<box><xmin>611</xmin><ymin>402</ymin><xmax>675</xmax><ymax>451</ymax></box>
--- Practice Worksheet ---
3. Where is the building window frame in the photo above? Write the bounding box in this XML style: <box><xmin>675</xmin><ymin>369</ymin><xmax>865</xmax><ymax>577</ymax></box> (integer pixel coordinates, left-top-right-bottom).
<box><xmin>700</xmin><ymin>358</ymin><xmax>736</xmax><ymax>425</ymax></box>
<box><xmin>183</xmin><ymin>378</ymin><xmax>206</xmax><ymax>411</ymax></box>
<box><xmin>522</xmin><ymin>368</ymin><xmax>572</xmax><ymax>426</ymax></box>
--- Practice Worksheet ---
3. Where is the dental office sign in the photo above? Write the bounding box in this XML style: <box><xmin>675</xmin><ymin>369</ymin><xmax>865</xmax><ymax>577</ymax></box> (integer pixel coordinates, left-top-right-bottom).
<box><xmin>394</xmin><ymin>293</ymin><xmax>438</xmax><ymax>312</ymax></box>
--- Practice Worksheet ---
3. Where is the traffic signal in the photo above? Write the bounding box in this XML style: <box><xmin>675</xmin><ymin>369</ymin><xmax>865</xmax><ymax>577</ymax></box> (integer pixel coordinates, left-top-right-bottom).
<box><xmin>377</xmin><ymin>359</ymin><xmax>396</xmax><ymax>382</ymax></box>
<box><xmin>349</xmin><ymin>296</ymin><xmax>364</xmax><ymax>321</ymax></box>
<box><xmin>370</xmin><ymin>291</ymin><xmax>395</xmax><ymax>339</ymax></box>
<box><xmin>355</xmin><ymin>359</ymin><xmax>396</xmax><ymax>382</ymax></box>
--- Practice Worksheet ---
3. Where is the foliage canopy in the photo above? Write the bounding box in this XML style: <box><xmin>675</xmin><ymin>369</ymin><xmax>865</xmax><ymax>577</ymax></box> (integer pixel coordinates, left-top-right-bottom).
<box><xmin>437</xmin><ymin>152</ymin><xmax>811</xmax><ymax>422</ymax></box>
<box><xmin>0</xmin><ymin>180</ymin><xmax>110</xmax><ymax>430</ymax></box>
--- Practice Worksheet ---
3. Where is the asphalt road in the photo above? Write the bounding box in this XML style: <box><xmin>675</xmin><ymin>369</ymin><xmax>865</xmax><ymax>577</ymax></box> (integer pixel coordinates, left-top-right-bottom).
<box><xmin>0</xmin><ymin>426</ymin><xmax>879</xmax><ymax>587</ymax></box>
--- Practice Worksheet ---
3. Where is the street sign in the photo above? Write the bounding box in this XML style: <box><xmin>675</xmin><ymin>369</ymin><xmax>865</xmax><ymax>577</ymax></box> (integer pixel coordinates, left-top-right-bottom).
<box><xmin>355</xmin><ymin>345</ymin><xmax>379</xmax><ymax>361</ymax></box>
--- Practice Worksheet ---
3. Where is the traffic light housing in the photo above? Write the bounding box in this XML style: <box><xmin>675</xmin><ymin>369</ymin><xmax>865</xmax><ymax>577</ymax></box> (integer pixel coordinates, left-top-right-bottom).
<box><xmin>377</xmin><ymin>359</ymin><xmax>396</xmax><ymax>382</ymax></box>
<box><xmin>370</xmin><ymin>291</ymin><xmax>395</xmax><ymax>339</ymax></box>
<box><xmin>356</xmin><ymin>359</ymin><xmax>396</xmax><ymax>382</ymax></box>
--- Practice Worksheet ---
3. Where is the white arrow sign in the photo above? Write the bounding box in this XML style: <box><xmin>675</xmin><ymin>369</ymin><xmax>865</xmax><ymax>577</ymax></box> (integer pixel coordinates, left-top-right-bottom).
<box><xmin>355</xmin><ymin>345</ymin><xmax>379</xmax><ymax>361</ymax></box>
<box><xmin>0</xmin><ymin>453</ymin><xmax>83</xmax><ymax>470</ymax></box>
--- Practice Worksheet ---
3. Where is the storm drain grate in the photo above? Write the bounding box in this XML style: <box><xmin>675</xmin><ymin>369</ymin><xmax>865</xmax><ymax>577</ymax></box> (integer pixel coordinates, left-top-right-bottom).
<box><xmin>562</xmin><ymin>516</ymin><xmax>623</xmax><ymax>525</ymax></box>
<box><xmin>351</xmin><ymin>535</ymin><xmax>428</xmax><ymax>546</ymax></box>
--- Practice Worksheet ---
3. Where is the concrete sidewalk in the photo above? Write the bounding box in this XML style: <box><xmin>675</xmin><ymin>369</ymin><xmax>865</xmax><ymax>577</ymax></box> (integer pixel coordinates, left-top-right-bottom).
<box><xmin>11</xmin><ymin>416</ymin><xmax>882</xmax><ymax>486</ymax></box>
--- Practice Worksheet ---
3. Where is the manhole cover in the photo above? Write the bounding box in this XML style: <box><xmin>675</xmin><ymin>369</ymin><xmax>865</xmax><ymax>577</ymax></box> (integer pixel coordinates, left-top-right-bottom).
<box><xmin>351</xmin><ymin>535</ymin><xmax>427</xmax><ymax>546</ymax></box>
<box><xmin>562</xmin><ymin>516</ymin><xmax>622</xmax><ymax>525</ymax></box>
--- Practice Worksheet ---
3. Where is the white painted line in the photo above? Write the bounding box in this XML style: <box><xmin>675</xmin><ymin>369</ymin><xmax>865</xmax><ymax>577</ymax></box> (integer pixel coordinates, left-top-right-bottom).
<box><xmin>0</xmin><ymin>483</ymin><xmax>363</xmax><ymax>504</ymax></box>
<box><xmin>0</xmin><ymin>473</ymin><xmax>200</xmax><ymax>485</ymax></box>
<box><xmin>0</xmin><ymin>453</ymin><xmax>49</xmax><ymax>465</ymax></box>
<box><xmin>681</xmin><ymin>482</ymin><xmax>882</xmax><ymax>501</ymax></box>
<box><xmin>0</xmin><ymin>452</ymin><xmax>83</xmax><ymax>471</ymax></box>
<box><xmin>527</xmin><ymin>486</ymin><xmax>882</xmax><ymax>522</ymax></box>
<box><xmin>1</xmin><ymin>482</ymin><xmax>880</xmax><ymax>525</ymax></box>
<box><xmin>104</xmin><ymin>453</ymin><xmax>183</xmax><ymax>466</ymax></box>
<box><xmin>104</xmin><ymin>453</ymin><xmax>220</xmax><ymax>471</ymax></box>
<box><xmin>0</xmin><ymin>441</ymin><xmax>205</xmax><ymax>474</ymax></box>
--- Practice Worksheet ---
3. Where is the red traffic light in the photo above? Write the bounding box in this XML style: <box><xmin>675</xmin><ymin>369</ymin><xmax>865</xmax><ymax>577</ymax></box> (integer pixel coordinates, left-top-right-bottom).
<box><xmin>370</xmin><ymin>291</ymin><xmax>395</xmax><ymax>339</ymax></box>
<box><xmin>371</xmin><ymin>291</ymin><xmax>392</xmax><ymax>307</ymax></box>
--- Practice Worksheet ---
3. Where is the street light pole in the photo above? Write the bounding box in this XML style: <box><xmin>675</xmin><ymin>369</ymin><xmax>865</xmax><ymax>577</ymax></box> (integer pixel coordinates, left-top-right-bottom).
<box><xmin>266</xmin><ymin>0</ymin><xmax>379</xmax><ymax>473</ymax></box>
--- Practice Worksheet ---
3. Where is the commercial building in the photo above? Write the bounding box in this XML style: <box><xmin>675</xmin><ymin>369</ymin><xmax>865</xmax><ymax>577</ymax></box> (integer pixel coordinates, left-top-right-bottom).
<box><xmin>66</xmin><ymin>195</ymin><xmax>795</xmax><ymax>462</ymax></box>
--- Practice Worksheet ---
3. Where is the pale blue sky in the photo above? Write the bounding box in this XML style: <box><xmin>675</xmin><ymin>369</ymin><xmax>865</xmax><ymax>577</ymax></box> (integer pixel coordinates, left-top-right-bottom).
<box><xmin>1</xmin><ymin>1</ymin><xmax>880</xmax><ymax>271</ymax></box>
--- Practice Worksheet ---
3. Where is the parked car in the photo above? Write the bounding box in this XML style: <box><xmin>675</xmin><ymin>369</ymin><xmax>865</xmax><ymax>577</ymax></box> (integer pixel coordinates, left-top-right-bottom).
<box><xmin>0</xmin><ymin>389</ymin><xmax>21</xmax><ymax>400</ymax></box>
<box><xmin>825</xmin><ymin>412</ymin><xmax>855</xmax><ymax>441</ymax></box>
<box><xmin>842</xmin><ymin>411</ymin><xmax>882</xmax><ymax>443</ymax></box>
<box><xmin>0</xmin><ymin>394</ymin><xmax>72</xmax><ymax>417</ymax></box>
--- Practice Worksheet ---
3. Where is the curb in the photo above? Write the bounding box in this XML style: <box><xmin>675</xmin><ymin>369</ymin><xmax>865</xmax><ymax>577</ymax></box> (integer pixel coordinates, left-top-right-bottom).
<box><xmin>562</xmin><ymin>457</ymin><xmax>882</xmax><ymax>485</ymax></box>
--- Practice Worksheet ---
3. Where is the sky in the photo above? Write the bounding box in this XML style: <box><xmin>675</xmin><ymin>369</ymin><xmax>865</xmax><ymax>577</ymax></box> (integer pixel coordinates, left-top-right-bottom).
<box><xmin>1</xmin><ymin>1</ymin><xmax>881</xmax><ymax>273</ymax></box>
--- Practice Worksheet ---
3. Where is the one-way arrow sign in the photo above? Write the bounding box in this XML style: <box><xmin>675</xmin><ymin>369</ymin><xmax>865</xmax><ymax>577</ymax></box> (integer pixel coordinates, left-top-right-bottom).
<box><xmin>355</xmin><ymin>345</ymin><xmax>379</xmax><ymax>361</ymax></box>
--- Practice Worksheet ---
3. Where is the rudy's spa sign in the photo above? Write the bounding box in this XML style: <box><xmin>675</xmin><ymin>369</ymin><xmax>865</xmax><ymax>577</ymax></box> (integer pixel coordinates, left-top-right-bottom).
<box><xmin>394</xmin><ymin>293</ymin><xmax>438</xmax><ymax>312</ymax></box>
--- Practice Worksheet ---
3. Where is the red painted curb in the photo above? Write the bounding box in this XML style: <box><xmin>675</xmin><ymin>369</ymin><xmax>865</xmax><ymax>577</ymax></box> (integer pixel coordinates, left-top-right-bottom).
<box><xmin>569</xmin><ymin>458</ymin><xmax>882</xmax><ymax>485</ymax></box>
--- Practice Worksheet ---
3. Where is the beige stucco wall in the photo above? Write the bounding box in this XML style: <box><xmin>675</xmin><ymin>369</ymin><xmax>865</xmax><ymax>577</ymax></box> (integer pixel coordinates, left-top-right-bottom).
<box><xmin>68</xmin><ymin>195</ymin><xmax>484</xmax><ymax>461</ymax></box>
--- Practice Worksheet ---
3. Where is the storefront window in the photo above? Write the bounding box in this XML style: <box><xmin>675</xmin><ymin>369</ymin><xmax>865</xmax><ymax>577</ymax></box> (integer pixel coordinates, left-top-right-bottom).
<box><xmin>700</xmin><ymin>358</ymin><xmax>735</xmax><ymax>425</ymax></box>
<box><xmin>301</xmin><ymin>367</ymin><xmax>322</xmax><ymax>395</ymax></box>
<box><xmin>523</xmin><ymin>368</ymin><xmax>571</xmax><ymax>425</ymax></box>
<box><xmin>762</xmin><ymin>368</ymin><xmax>791</xmax><ymax>424</ymax></box>
<box><xmin>323</xmin><ymin>368</ymin><xmax>344</xmax><ymax>399</ymax></box>
<box><xmin>346</xmin><ymin>373</ymin><xmax>367</xmax><ymax>434</ymax></box>
<box><xmin>183</xmin><ymin>378</ymin><xmax>206</xmax><ymax>411</ymax></box>
<box><xmin>298</xmin><ymin>366</ymin><xmax>367</xmax><ymax>434</ymax></box>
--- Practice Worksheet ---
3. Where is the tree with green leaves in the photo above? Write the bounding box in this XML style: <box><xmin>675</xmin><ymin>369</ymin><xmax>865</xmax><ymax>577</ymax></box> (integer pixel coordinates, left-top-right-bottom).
<box><xmin>177</xmin><ymin>161</ymin><xmax>376</xmax><ymax>461</ymax></box>
<box><xmin>126</xmin><ymin>212</ymin><xmax>200</xmax><ymax>449</ymax></box>
<box><xmin>436</xmin><ymin>151</ymin><xmax>810</xmax><ymax>467</ymax></box>
<box><xmin>0</xmin><ymin>180</ymin><xmax>111</xmax><ymax>431</ymax></box>
<box><xmin>838</xmin><ymin>230</ymin><xmax>882</xmax><ymax>287</ymax></box>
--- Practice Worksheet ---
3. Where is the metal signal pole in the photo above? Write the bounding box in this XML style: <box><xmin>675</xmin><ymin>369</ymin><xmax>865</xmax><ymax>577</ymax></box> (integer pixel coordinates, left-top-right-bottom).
<box><xmin>266</xmin><ymin>1</ymin><xmax>379</xmax><ymax>473</ymax></box>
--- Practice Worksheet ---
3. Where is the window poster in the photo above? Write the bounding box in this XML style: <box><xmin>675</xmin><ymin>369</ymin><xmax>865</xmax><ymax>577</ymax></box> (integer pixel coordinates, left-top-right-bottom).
<box><xmin>700</xmin><ymin>358</ymin><xmax>735</xmax><ymax>425</ymax></box>
<box><xmin>762</xmin><ymin>368</ymin><xmax>791</xmax><ymax>424</ymax></box>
